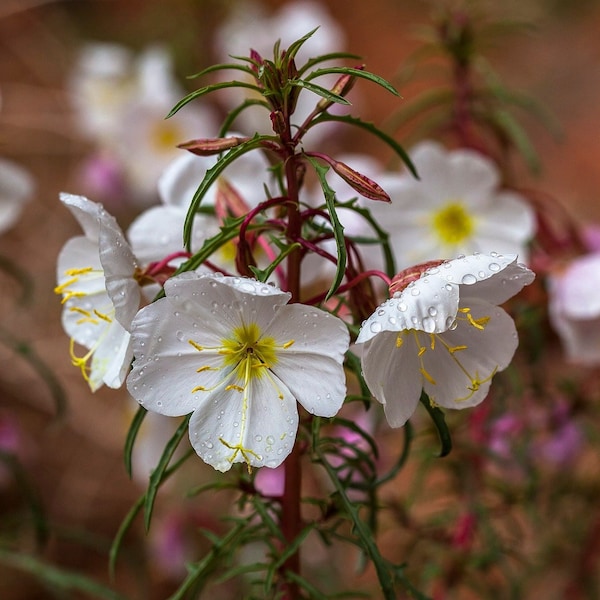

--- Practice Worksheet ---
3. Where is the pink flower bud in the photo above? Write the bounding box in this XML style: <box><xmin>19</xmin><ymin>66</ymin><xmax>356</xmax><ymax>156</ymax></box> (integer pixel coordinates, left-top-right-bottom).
<box><xmin>329</xmin><ymin>158</ymin><xmax>391</xmax><ymax>202</ymax></box>
<box><xmin>177</xmin><ymin>136</ymin><xmax>248</xmax><ymax>156</ymax></box>
<box><xmin>389</xmin><ymin>260</ymin><xmax>445</xmax><ymax>296</ymax></box>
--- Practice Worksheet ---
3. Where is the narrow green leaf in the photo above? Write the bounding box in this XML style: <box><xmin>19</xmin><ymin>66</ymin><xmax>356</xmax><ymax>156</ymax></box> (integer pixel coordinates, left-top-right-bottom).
<box><xmin>123</xmin><ymin>405</ymin><xmax>147</xmax><ymax>479</ymax></box>
<box><xmin>335</xmin><ymin>200</ymin><xmax>396</xmax><ymax>277</ymax></box>
<box><xmin>485</xmin><ymin>108</ymin><xmax>541</xmax><ymax>174</ymax></box>
<box><xmin>305</xmin><ymin>66</ymin><xmax>399</xmax><ymax>97</ymax></box>
<box><xmin>167</xmin><ymin>81</ymin><xmax>263</xmax><ymax>118</ymax></box>
<box><xmin>297</xmin><ymin>52</ymin><xmax>362</xmax><ymax>76</ymax></box>
<box><xmin>186</xmin><ymin>62</ymin><xmax>257</xmax><ymax>80</ymax></box>
<box><xmin>304</xmin><ymin>156</ymin><xmax>347</xmax><ymax>300</ymax></box>
<box><xmin>0</xmin><ymin>450</ymin><xmax>47</xmax><ymax>546</ymax></box>
<box><xmin>315</xmin><ymin>446</ymin><xmax>397</xmax><ymax>600</ymax></box>
<box><xmin>419</xmin><ymin>392</ymin><xmax>452</xmax><ymax>457</ymax></box>
<box><xmin>144</xmin><ymin>415</ymin><xmax>191</xmax><ymax>530</ymax></box>
<box><xmin>183</xmin><ymin>135</ymin><xmax>267</xmax><ymax>249</ymax></box>
<box><xmin>285</xmin><ymin>27</ymin><xmax>318</xmax><ymax>61</ymax></box>
<box><xmin>383</xmin><ymin>88</ymin><xmax>454</xmax><ymax>132</ymax></box>
<box><xmin>109</xmin><ymin>493</ymin><xmax>144</xmax><ymax>579</ymax></box>
<box><xmin>291</xmin><ymin>79</ymin><xmax>351</xmax><ymax>105</ymax></box>
<box><xmin>218</xmin><ymin>98</ymin><xmax>271</xmax><ymax>137</ymax></box>
<box><xmin>0</xmin><ymin>549</ymin><xmax>128</xmax><ymax>600</ymax></box>
<box><xmin>248</xmin><ymin>242</ymin><xmax>301</xmax><ymax>283</ymax></box>
<box><xmin>0</xmin><ymin>327</ymin><xmax>67</xmax><ymax>419</ymax></box>
<box><xmin>0</xmin><ymin>254</ymin><xmax>33</xmax><ymax>304</ymax></box>
<box><xmin>310</xmin><ymin>113</ymin><xmax>418</xmax><ymax>179</ymax></box>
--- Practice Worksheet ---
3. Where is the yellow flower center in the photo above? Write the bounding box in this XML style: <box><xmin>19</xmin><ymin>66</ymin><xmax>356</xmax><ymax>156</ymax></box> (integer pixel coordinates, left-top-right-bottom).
<box><xmin>432</xmin><ymin>201</ymin><xmax>474</xmax><ymax>245</ymax></box>
<box><xmin>188</xmin><ymin>322</ymin><xmax>294</xmax><ymax>470</ymax></box>
<box><xmin>396</xmin><ymin>306</ymin><xmax>494</xmax><ymax>403</ymax></box>
<box><xmin>220</xmin><ymin>322</ymin><xmax>279</xmax><ymax>377</ymax></box>
<box><xmin>151</xmin><ymin>121</ymin><xmax>182</xmax><ymax>151</ymax></box>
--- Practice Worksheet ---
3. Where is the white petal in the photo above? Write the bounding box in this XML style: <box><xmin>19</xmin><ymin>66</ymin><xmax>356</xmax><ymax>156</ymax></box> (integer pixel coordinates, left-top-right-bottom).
<box><xmin>422</xmin><ymin>301</ymin><xmax>518</xmax><ymax>409</ymax></box>
<box><xmin>356</xmin><ymin>275</ymin><xmax>459</xmax><ymax>344</ymax></box>
<box><xmin>164</xmin><ymin>273</ymin><xmax>290</xmax><ymax>336</ymax></box>
<box><xmin>361</xmin><ymin>331</ymin><xmax>422</xmax><ymax>427</ymax></box>
<box><xmin>188</xmin><ymin>372</ymin><xmax>299</xmax><ymax>472</ymax></box>
<box><xmin>61</xmin><ymin>292</ymin><xmax>114</xmax><ymax>347</ymax></box>
<box><xmin>56</xmin><ymin>237</ymin><xmax>104</xmax><ymax>293</ymax></box>
<box><xmin>158</xmin><ymin>153</ymin><xmax>215</xmax><ymax>208</ymax></box>
<box><xmin>0</xmin><ymin>159</ymin><xmax>33</xmax><ymax>234</ymax></box>
<box><xmin>59</xmin><ymin>193</ymin><xmax>105</xmax><ymax>241</ymax></box>
<box><xmin>99</xmin><ymin>218</ymin><xmax>139</xmax><ymax>328</ymax></box>
<box><xmin>127</xmin><ymin>299</ymin><xmax>227</xmax><ymax>416</ymax></box>
<box><xmin>440</xmin><ymin>253</ymin><xmax>535</xmax><ymax>305</ymax></box>
<box><xmin>89</xmin><ymin>321</ymin><xmax>133</xmax><ymax>391</ymax></box>
<box><xmin>267</xmin><ymin>306</ymin><xmax>348</xmax><ymax>416</ymax></box>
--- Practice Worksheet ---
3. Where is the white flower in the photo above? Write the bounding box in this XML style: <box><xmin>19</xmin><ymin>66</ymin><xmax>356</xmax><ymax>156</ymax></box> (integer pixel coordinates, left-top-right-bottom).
<box><xmin>356</xmin><ymin>253</ymin><xmax>535</xmax><ymax>427</ymax></box>
<box><xmin>213</xmin><ymin>1</ymin><xmax>346</xmax><ymax>143</ymax></box>
<box><xmin>126</xmin><ymin>272</ymin><xmax>349</xmax><ymax>472</ymax></box>
<box><xmin>548</xmin><ymin>252</ymin><xmax>600</xmax><ymax>365</ymax></box>
<box><xmin>374</xmin><ymin>141</ymin><xmax>536</xmax><ymax>270</ymax></box>
<box><xmin>70</xmin><ymin>43</ymin><xmax>218</xmax><ymax>203</ymax></box>
<box><xmin>127</xmin><ymin>149</ymin><xmax>271</xmax><ymax>268</ymax></box>
<box><xmin>0</xmin><ymin>159</ymin><xmax>34</xmax><ymax>235</ymax></box>
<box><xmin>54</xmin><ymin>193</ymin><xmax>140</xmax><ymax>390</ymax></box>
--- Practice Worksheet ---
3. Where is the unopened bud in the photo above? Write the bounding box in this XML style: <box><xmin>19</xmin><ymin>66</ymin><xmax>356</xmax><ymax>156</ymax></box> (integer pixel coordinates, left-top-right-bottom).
<box><xmin>270</xmin><ymin>110</ymin><xmax>286</xmax><ymax>136</ymax></box>
<box><xmin>389</xmin><ymin>260</ymin><xmax>445</xmax><ymax>296</ymax></box>
<box><xmin>330</xmin><ymin>158</ymin><xmax>390</xmax><ymax>202</ymax></box>
<box><xmin>178</xmin><ymin>136</ymin><xmax>247</xmax><ymax>156</ymax></box>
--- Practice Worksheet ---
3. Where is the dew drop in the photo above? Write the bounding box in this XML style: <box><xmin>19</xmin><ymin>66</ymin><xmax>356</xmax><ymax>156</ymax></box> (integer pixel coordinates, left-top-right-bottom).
<box><xmin>369</xmin><ymin>321</ymin><xmax>382</xmax><ymax>334</ymax></box>
<box><xmin>397</xmin><ymin>302</ymin><xmax>407</xmax><ymax>312</ymax></box>
<box><xmin>461</xmin><ymin>274</ymin><xmax>477</xmax><ymax>285</ymax></box>
<box><xmin>254</xmin><ymin>435</ymin><xmax>263</xmax><ymax>442</ymax></box>
<box><xmin>388</xmin><ymin>316</ymin><xmax>397</xmax><ymax>325</ymax></box>
<box><xmin>209</xmin><ymin>280</ymin><xmax>217</xmax><ymax>288</ymax></box>
<box><xmin>377</xmin><ymin>309</ymin><xmax>386</xmax><ymax>316</ymax></box>
<box><xmin>428</xmin><ymin>307</ymin><xmax>438</xmax><ymax>317</ymax></box>
<box><xmin>176</xmin><ymin>330</ymin><xmax>185</xmax><ymax>341</ymax></box>
<box><xmin>266</xmin><ymin>435</ymin><xmax>275</xmax><ymax>445</ymax></box>
<box><xmin>489</xmin><ymin>262</ymin><xmax>500</xmax><ymax>272</ymax></box>
<box><xmin>422</xmin><ymin>316</ymin><xmax>436</xmax><ymax>333</ymax></box>
<box><xmin>205</xmin><ymin>441</ymin><xmax>214</xmax><ymax>449</ymax></box>
<box><xmin>444</xmin><ymin>283</ymin><xmax>453</xmax><ymax>292</ymax></box>
<box><xmin>445</xmin><ymin>316</ymin><xmax>457</xmax><ymax>330</ymax></box>
<box><xmin>410</xmin><ymin>287</ymin><xmax>420</xmax><ymax>296</ymax></box>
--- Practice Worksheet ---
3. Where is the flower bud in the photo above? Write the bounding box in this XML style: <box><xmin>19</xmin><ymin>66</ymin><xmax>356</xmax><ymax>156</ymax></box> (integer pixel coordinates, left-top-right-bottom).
<box><xmin>178</xmin><ymin>136</ymin><xmax>248</xmax><ymax>156</ymax></box>
<box><xmin>389</xmin><ymin>260</ymin><xmax>445</xmax><ymax>296</ymax></box>
<box><xmin>330</xmin><ymin>158</ymin><xmax>390</xmax><ymax>202</ymax></box>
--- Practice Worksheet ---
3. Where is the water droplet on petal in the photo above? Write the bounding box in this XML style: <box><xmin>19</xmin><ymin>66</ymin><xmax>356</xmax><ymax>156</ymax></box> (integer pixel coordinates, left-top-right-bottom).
<box><xmin>369</xmin><ymin>321</ymin><xmax>382</xmax><ymax>334</ymax></box>
<box><xmin>205</xmin><ymin>441</ymin><xmax>214</xmax><ymax>449</ymax></box>
<box><xmin>445</xmin><ymin>316</ymin><xmax>457</xmax><ymax>330</ymax></box>
<box><xmin>176</xmin><ymin>330</ymin><xmax>185</xmax><ymax>341</ymax></box>
<box><xmin>422</xmin><ymin>316</ymin><xmax>435</xmax><ymax>333</ymax></box>
<box><xmin>397</xmin><ymin>302</ymin><xmax>407</xmax><ymax>312</ymax></box>
<box><xmin>489</xmin><ymin>262</ymin><xmax>500</xmax><ymax>272</ymax></box>
<box><xmin>428</xmin><ymin>307</ymin><xmax>438</xmax><ymax>317</ymax></box>
<box><xmin>254</xmin><ymin>435</ymin><xmax>263</xmax><ymax>442</ymax></box>
<box><xmin>266</xmin><ymin>435</ymin><xmax>275</xmax><ymax>445</ymax></box>
<box><xmin>461</xmin><ymin>274</ymin><xmax>477</xmax><ymax>285</ymax></box>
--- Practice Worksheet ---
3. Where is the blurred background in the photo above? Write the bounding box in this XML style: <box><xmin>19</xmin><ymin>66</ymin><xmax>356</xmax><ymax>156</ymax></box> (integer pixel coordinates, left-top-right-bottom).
<box><xmin>1</xmin><ymin>0</ymin><xmax>600</xmax><ymax>598</ymax></box>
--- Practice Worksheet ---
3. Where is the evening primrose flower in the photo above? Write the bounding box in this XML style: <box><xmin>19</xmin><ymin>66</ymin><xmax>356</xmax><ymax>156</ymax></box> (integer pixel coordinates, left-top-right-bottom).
<box><xmin>375</xmin><ymin>142</ymin><xmax>536</xmax><ymax>270</ymax></box>
<box><xmin>127</xmin><ymin>148</ymin><xmax>271</xmax><ymax>268</ymax></box>
<box><xmin>126</xmin><ymin>272</ymin><xmax>349</xmax><ymax>472</ymax></box>
<box><xmin>54</xmin><ymin>193</ymin><xmax>140</xmax><ymax>390</ymax></box>
<box><xmin>547</xmin><ymin>252</ymin><xmax>600</xmax><ymax>365</ymax></box>
<box><xmin>356</xmin><ymin>253</ymin><xmax>535</xmax><ymax>427</ymax></box>
<box><xmin>0</xmin><ymin>159</ymin><xmax>34</xmax><ymax>235</ymax></box>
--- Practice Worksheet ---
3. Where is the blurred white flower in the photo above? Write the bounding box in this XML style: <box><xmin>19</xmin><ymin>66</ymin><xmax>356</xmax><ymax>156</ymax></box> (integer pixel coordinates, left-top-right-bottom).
<box><xmin>54</xmin><ymin>193</ymin><xmax>140</xmax><ymax>390</ymax></box>
<box><xmin>0</xmin><ymin>159</ymin><xmax>34</xmax><ymax>235</ymax></box>
<box><xmin>127</xmin><ymin>147</ymin><xmax>272</xmax><ymax>269</ymax></box>
<box><xmin>548</xmin><ymin>252</ymin><xmax>600</xmax><ymax>365</ymax></box>
<box><xmin>213</xmin><ymin>0</ymin><xmax>347</xmax><ymax>142</ymax></box>
<box><xmin>70</xmin><ymin>43</ymin><xmax>218</xmax><ymax>203</ymax></box>
<box><xmin>375</xmin><ymin>141</ymin><xmax>536</xmax><ymax>270</ymax></box>
<box><xmin>127</xmin><ymin>272</ymin><xmax>349</xmax><ymax>472</ymax></box>
<box><xmin>356</xmin><ymin>253</ymin><xmax>535</xmax><ymax>427</ymax></box>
